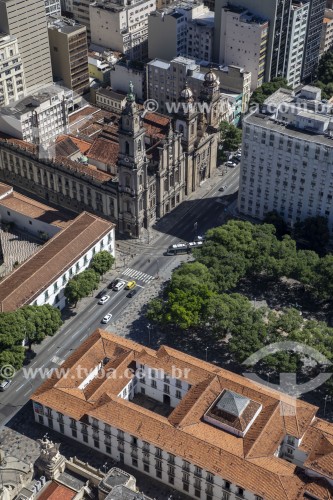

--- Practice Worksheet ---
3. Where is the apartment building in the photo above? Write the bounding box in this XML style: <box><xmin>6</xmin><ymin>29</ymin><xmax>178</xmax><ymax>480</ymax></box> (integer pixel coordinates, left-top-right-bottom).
<box><xmin>0</xmin><ymin>33</ymin><xmax>25</xmax><ymax>106</ymax></box>
<box><xmin>72</xmin><ymin>0</ymin><xmax>92</xmax><ymax>38</ymax></box>
<box><xmin>0</xmin><ymin>86</ymin><xmax>69</xmax><ymax>147</ymax></box>
<box><xmin>48</xmin><ymin>17</ymin><xmax>90</xmax><ymax>96</ymax></box>
<box><xmin>0</xmin><ymin>0</ymin><xmax>53</xmax><ymax>92</ymax></box>
<box><xmin>31</xmin><ymin>330</ymin><xmax>333</xmax><ymax>500</ymax></box>
<box><xmin>96</xmin><ymin>88</ymin><xmax>127</xmax><ymax>113</ymax></box>
<box><xmin>285</xmin><ymin>1</ymin><xmax>310</xmax><ymax>88</ymax></box>
<box><xmin>90</xmin><ymin>0</ymin><xmax>156</xmax><ymax>61</ymax></box>
<box><xmin>214</xmin><ymin>0</ymin><xmax>292</xmax><ymax>82</ymax></box>
<box><xmin>320</xmin><ymin>7</ymin><xmax>333</xmax><ymax>55</ymax></box>
<box><xmin>216</xmin><ymin>5</ymin><xmax>268</xmax><ymax>90</ymax></box>
<box><xmin>146</xmin><ymin>57</ymin><xmax>231</xmax><ymax>118</ymax></box>
<box><xmin>302</xmin><ymin>0</ymin><xmax>326</xmax><ymax>80</ymax></box>
<box><xmin>44</xmin><ymin>0</ymin><xmax>61</xmax><ymax>16</ymax></box>
<box><xmin>0</xmin><ymin>210</ymin><xmax>115</xmax><ymax>312</ymax></box>
<box><xmin>238</xmin><ymin>86</ymin><xmax>333</xmax><ymax>234</ymax></box>
<box><xmin>148</xmin><ymin>1</ymin><xmax>214</xmax><ymax>63</ymax></box>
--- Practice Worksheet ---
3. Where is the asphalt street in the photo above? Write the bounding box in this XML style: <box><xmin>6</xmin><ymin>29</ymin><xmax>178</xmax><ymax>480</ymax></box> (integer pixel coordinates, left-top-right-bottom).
<box><xmin>0</xmin><ymin>165</ymin><xmax>240</xmax><ymax>427</ymax></box>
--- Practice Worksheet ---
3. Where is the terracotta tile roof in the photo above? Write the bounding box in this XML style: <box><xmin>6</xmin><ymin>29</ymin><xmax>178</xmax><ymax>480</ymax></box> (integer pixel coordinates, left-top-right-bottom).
<box><xmin>0</xmin><ymin>213</ymin><xmax>114</xmax><ymax>312</ymax></box>
<box><xmin>54</xmin><ymin>156</ymin><xmax>112</xmax><ymax>182</ymax></box>
<box><xmin>0</xmin><ymin>191</ymin><xmax>73</xmax><ymax>228</ymax></box>
<box><xmin>68</xmin><ymin>106</ymin><xmax>100</xmax><ymax>125</ymax></box>
<box><xmin>87</xmin><ymin>136</ymin><xmax>119</xmax><ymax>165</ymax></box>
<box><xmin>0</xmin><ymin>182</ymin><xmax>12</xmax><ymax>198</ymax></box>
<box><xmin>31</xmin><ymin>330</ymin><xmax>331</xmax><ymax>500</ymax></box>
<box><xmin>0</xmin><ymin>132</ymin><xmax>37</xmax><ymax>154</ymax></box>
<box><xmin>68</xmin><ymin>136</ymin><xmax>92</xmax><ymax>154</ymax></box>
<box><xmin>37</xmin><ymin>481</ymin><xmax>76</xmax><ymax>500</ymax></box>
<box><xmin>143</xmin><ymin>112</ymin><xmax>171</xmax><ymax>139</ymax></box>
<box><xmin>51</xmin><ymin>136</ymin><xmax>79</xmax><ymax>158</ymax></box>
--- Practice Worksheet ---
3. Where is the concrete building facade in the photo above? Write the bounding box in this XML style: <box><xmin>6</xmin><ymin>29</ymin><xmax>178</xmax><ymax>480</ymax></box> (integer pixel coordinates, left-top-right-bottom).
<box><xmin>48</xmin><ymin>17</ymin><xmax>90</xmax><ymax>96</ymax></box>
<box><xmin>96</xmin><ymin>88</ymin><xmax>127</xmax><ymax>113</ymax></box>
<box><xmin>90</xmin><ymin>0</ymin><xmax>156</xmax><ymax>61</ymax></box>
<box><xmin>31</xmin><ymin>330</ymin><xmax>333</xmax><ymax>500</ymax></box>
<box><xmin>238</xmin><ymin>86</ymin><xmax>333</xmax><ymax>234</ymax></box>
<box><xmin>0</xmin><ymin>33</ymin><xmax>25</xmax><ymax>106</ymax></box>
<box><xmin>216</xmin><ymin>5</ymin><xmax>268</xmax><ymax>90</ymax></box>
<box><xmin>0</xmin><ymin>0</ymin><xmax>53</xmax><ymax>92</ymax></box>
<box><xmin>320</xmin><ymin>7</ymin><xmax>333</xmax><ymax>55</ymax></box>
<box><xmin>0</xmin><ymin>86</ymin><xmax>69</xmax><ymax>147</ymax></box>
<box><xmin>44</xmin><ymin>0</ymin><xmax>61</xmax><ymax>16</ymax></box>
<box><xmin>110</xmin><ymin>61</ymin><xmax>146</xmax><ymax>102</ymax></box>
<box><xmin>284</xmin><ymin>1</ymin><xmax>310</xmax><ymax>89</ymax></box>
<box><xmin>302</xmin><ymin>0</ymin><xmax>326</xmax><ymax>80</ymax></box>
<box><xmin>148</xmin><ymin>1</ymin><xmax>214</xmax><ymax>63</ymax></box>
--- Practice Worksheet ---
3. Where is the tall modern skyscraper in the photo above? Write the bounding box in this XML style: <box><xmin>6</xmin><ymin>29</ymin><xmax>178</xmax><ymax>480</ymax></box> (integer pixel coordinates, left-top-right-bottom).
<box><xmin>302</xmin><ymin>0</ymin><xmax>326</xmax><ymax>80</ymax></box>
<box><xmin>0</xmin><ymin>0</ymin><xmax>53</xmax><ymax>92</ymax></box>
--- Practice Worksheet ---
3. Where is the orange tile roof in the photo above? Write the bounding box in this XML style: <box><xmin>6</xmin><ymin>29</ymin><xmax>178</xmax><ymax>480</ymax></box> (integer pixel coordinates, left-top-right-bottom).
<box><xmin>0</xmin><ymin>213</ymin><xmax>114</xmax><ymax>311</ymax></box>
<box><xmin>87</xmin><ymin>136</ymin><xmax>119</xmax><ymax>165</ymax></box>
<box><xmin>0</xmin><ymin>191</ymin><xmax>73</xmax><ymax>228</ymax></box>
<box><xmin>37</xmin><ymin>482</ymin><xmax>75</xmax><ymax>500</ymax></box>
<box><xmin>0</xmin><ymin>182</ymin><xmax>12</xmax><ymax>198</ymax></box>
<box><xmin>31</xmin><ymin>330</ymin><xmax>333</xmax><ymax>500</ymax></box>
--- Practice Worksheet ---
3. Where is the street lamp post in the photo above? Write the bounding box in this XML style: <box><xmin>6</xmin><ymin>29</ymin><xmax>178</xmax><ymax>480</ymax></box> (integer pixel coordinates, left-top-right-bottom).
<box><xmin>147</xmin><ymin>323</ymin><xmax>151</xmax><ymax>345</ymax></box>
<box><xmin>205</xmin><ymin>347</ymin><xmax>208</xmax><ymax>362</ymax></box>
<box><xmin>324</xmin><ymin>395</ymin><xmax>331</xmax><ymax>417</ymax></box>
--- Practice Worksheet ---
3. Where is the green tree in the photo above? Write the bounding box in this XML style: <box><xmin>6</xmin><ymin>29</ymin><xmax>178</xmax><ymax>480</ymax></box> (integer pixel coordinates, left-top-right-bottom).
<box><xmin>313</xmin><ymin>255</ymin><xmax>333</xmax><ymax>300</ymax></box>
<box><xmin>0</xmin><ymin>347</ymin><xmax>25</xmax><ymax>379</ymax></box>
<box><xmin>20</xmin><ymin>305</ymin><xmax>62</xmax><ymax>350</ymax></box>
<box><xmin>219</xmin><ymin>121</ymin><xmax>242</xmax><ymax>152</ymax></box>
<box><xmin>315</xmin><ymin>51</ymin><xmax>333</xmax><ymax>99</ymax></box>
<box><xmin>64</xmin><ymin>269</ymin><xmax>100</xmax><ymax>306</ymax></box>
<box><xmin>250</xmin><ymin>77</ymin><xmax>290</xmax><ymax>106</ymax></box>
<box><xmin>90</xmin><ymin>251</ymin><xmax>115</xmax><ymax>276</ymax></box>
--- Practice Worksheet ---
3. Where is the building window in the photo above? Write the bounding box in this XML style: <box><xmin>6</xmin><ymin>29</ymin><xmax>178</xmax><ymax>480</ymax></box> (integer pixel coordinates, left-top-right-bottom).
<box><xmin>195</xmin><ymin>490</ymin><xmax>201</xmax><ymax>498</ymax></box>
<box><xmin>72</xmin><ymin>429</ymin><xmax>77</xmax><ymax>438</ymax></box>
<box><xmin>183</xmin><ymin>483</ymin><xmax>189</xmax><ymax>492</ymax></box>
<box><xmin>106</xmin><ymin>446</ymin><xmax>111</xmax><ymax>454</ymax></box>
<box><xmin>237</xmin><ymin>487</ymin><xmax>244</xmax><ymax>497</ymax></box>
<box><xmin>59</xmin><ymin>424</ymin><xmax>64</xmax><ymax>434</ymax></box>
<box><xmin>144</xmin><ymin>464</ymin><xmax>149</xmax><ymax>473</ymax></box>
<box><xmin>151</xmin><ymin>380</ymin><xmax>157</xmax><ymax>389</ymax></box>
<box><xmin>176</xmin><ymin>390</ymin><xmax>181</xmax><ymax>399</ymax></box>
<box><xmin>94</xmin><ymin>440</ymin><xmax>99</xmax><ymax>448</ymax></box>
<box><xmin>38</xmin><ymin>415</ymin><xmax>43</xmax><ymax>424</ymax></box>
<box><xmin>83</xmin><ymin>435</ymin><xmax>88</xmax><ymax>443</ymax></box>
<box><xmin>168</xmin><ymin>476</ymin><xmax>174</xmax><ymax>485</ymax></box>
<box><xmin>132</xmin><ymin>458</ymin><xmax>138</xmax><ymax>467</ymax></box>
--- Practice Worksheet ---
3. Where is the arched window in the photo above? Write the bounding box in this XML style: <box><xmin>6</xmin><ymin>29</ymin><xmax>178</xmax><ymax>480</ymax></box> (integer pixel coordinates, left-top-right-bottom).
<box><xmin>125</xmin><ymin>175</ymin><xmax>130</xmax><ymax>188</ymax></box>
<box><xmin>138</xmin><ymin>140</ymin><xmax>142</xmax><ymax>152</ymax></box>
<box><xmin>179</xmin><ymin>124</ymin><xmax>184</xmax><ymax>134</ymax></box>
<box><xmin>190</xmin><ymin>123</ymin><xmax>194</xmax><ymax>135</ymax></box>
<box><xmin>125</xmin><ymin>141</ymin><xmax>130</xmax><ymax>155</ymax></box>
<box><xmin>139</xmin><ymin>174</ymin><xmax>143</xmax><ymax>185</ymax></box>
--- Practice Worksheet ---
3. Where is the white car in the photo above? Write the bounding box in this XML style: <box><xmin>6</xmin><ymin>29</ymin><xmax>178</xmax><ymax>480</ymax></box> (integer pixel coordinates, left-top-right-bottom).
<box><xmin>226</xmin><ymin>161</ymin><xmax>237</xmax><ymax>167</ymax></box>
<box><xmin>0</xmin><ymin>379</ymin><xmax>12</xmax><ymax>391</ymax></box>
<box><xmin>113</xmin><ymin>280</ymin><xmax>125</xmax><ymax>291</ymax></box>
<box><xmin>98</xmin><ymin>295</ymin><xmax>110</xmax><ymax>305</ymax></box>
<box><xmin>101</xmin><ymin>313</ymin><xmax>113</xmax><ymax>324</ymax></box>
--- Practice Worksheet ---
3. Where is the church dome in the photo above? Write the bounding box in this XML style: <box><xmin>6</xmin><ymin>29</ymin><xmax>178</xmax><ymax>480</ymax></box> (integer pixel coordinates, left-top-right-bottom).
<box><xmin>180</xmin><ymin>83</ymin><xmax>193</xmax><ymax>100</ymax></box>
<box><xmin>204</xmin><ymin>69</ymin><xmax>218</xmax><ymax>84</ymax></box>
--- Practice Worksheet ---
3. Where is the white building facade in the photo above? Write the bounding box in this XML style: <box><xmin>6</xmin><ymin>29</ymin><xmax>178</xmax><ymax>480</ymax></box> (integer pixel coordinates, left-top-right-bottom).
<box><xmin>217</xmin><ymin>6</ymin><xmax>269</xmax><ymax>91</ymax></box>
<box><xmin>0</xmin><ymin>34</ymin><xmax>26</xmax><ymax>107</ymax></box>
<box><xmin>284</xmin><ymin>1</ymin><xmax>309</xmax><ymax>89</ymax></box>
<box><xmin>238</xmin><ymin>86</ymin><xmax>333</xmax><ymax>234</ymax></box>
<box><xmin>90</xmin><ymin>0</ymin><xmax>156</xmax><ymax>61</ymax></box>
<box><xmin>0</xmin><ymin>86</ymin><xmax>69</xmax><ymax>147</ymax></box>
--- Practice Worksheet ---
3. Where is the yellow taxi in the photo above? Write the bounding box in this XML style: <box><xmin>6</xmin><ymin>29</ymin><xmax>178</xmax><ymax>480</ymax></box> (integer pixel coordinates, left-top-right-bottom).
<box><xmin>125</xmin><ymin>280</ymin><xmax>136</xmax><ymax>290</ymax></box>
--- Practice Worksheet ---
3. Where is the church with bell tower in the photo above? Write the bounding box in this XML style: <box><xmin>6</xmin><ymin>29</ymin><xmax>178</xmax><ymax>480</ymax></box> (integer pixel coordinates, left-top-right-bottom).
<box><xmin>116</xmin><ymin>71</ymin><xmax>221</xmax><ymax>237</ymax></box>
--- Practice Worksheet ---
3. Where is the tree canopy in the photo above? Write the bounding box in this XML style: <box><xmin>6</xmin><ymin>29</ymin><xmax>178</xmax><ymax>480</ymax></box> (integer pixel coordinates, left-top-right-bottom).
<box><xmin>250</xmin><ymin>77</ymin><xmax>290</xmax><ymax>106</ymax></box>
<box><xmin>219</xmin><ymin>121</ymin><xmax>242</xmax><ymax>152</ymax></box>
<box><xmin>315</xmin><ymin>50</ymin><xmax>333</xmax><ymax>99</ymax></box>
<box><xmin>90</xmin><ymin>250</ymin><xmax>115</xmax><ymax>276</ymax></box>
<box><xmin>64</xmin><ymin>268</ymin><xmax>100</xmax><ymax>306</ymax></box>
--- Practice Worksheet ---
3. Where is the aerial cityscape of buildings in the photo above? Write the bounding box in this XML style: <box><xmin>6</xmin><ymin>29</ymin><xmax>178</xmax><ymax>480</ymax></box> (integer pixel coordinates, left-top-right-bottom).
<box><xmin>0</xmin><ymin>0</ymin><xmax>333</xmax><ymax>498</ymax></box>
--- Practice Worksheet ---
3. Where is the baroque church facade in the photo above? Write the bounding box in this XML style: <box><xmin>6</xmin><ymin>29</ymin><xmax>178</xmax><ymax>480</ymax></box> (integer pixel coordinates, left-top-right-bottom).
<box><xmin>0</xmin><ymin>71</ymin><xmax>221</xmax><ymax>238</ymax></box>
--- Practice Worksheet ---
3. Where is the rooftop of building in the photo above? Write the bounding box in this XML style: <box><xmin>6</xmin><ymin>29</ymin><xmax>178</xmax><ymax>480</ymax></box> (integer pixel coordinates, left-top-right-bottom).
<box><xmin>31</xmin><ymin>329</ymin><xmax>333</xmax><ymax>500</ymax></box>
<box><xmin>0</xmin><ymin>183</ymin><xmax>73</xmax><ymax>229</ymax></box>
<box><xmin>0</xmin><ymin>86</ymin><xmax>65</xmax><ymax>118</ymax></box>
<box><xmin>96</xmin><ymin>87</ymin><xmax>127</xmax><ymax>101</ymax></box>
<box><xmin>91</xmin><ymin>0</ymin><xmax>150</xmax><ymax>13</ymax></box>
<box><xmin>223</xmin><ymin>4</ymin><xmax>268</xmax><ymax>24</ymax></box>
<box><xmin>0</xmin><ymin>32</ymin><xmax>17</xmax><ymax>45</ymax></box>
<box><xmin>36</xmin><ymin>482</ymin><xmax>76</xmax><ymax>500</ymax></box>
<box><xmin>47</xmin><ymin>15</ymin><xmax>86</xmax><ymax>33</ymax></box>
<box><xmin>0</xmin><ymin>212</ymin><xmax>114</xmax><ymax>312</ymax></box>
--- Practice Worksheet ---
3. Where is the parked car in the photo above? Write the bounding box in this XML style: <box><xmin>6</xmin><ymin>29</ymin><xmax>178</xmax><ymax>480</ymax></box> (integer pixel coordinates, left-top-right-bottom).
<box><xmin>113</xmin><ymin>281</ymin><xmax>125</xmax><ymax>291</ymax></box>
<box><xmin>195</xmin><ymin>235</ymin><xmax>205</xmax><ymax>242</ymax></box>
<box><xmin>125</xmin><ymin>280</ymin><xmax>136</xmax><ymax>290</ymax></box>
<box><xmin>0</xmin><ymin>379</ymin><xmax>12</xmax><ymax>391</ymax></box>
<box><xmin>101</xmin><ymin>313</ymin><xmax>113</xmax><ymax>324</ymax></box>
<box><xmin>107</xmin><ymin>279</ymin><xmax>120</xmax><ymax>289</ymax></box>
<box><xmin>226</xmin><ymin>161</ymin><xmax>237</xmax><ymax>167</ymax></box>
<box><xmin>98</xmin><ymin>295</ymin><xmax>110</xmax><ymax>305</ymax></box>
<box><xmin>127</xmin><ymin>289</ymin><xmax>138</xmax><ymax>298</ymax></box>
<box><xmin>219</xmin><ymin>185</ymin><xmax>227</xmax><ymax>192</ymax></box>
<box><xmin>97</xmin><ymin>288</ymin><xmax>108</xmax><ymax>298</ymax></box>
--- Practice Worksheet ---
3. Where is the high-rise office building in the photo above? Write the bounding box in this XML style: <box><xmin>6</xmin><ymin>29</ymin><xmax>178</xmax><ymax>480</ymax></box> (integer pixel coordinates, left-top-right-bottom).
<box><xmin>302</xmin><ymin>0</ymin><xmax>326</xmax><ymax>80</ymax></box>
<box><xmin>284</xmin><ymin>1</ymin><xmax>309</xmax><ymax>88</ymax></box>
<box><xmin>0</xmin><ymin>33</ymin><xmax>26</xmax><ymax>106</ymax></box>
<box><xmin>44</xmin><ymin>0</ymin><xmax>61</xmax><ymax>16</ymax></box>
<box><xmin>0</xmin><ymin>0</ymin><xmax>53</xmax><ymax>92</ymax></box>
<box><xmin>48</xmin><ymin>17</ymin><xmax>89</xmax><ymax>96</ymax></box>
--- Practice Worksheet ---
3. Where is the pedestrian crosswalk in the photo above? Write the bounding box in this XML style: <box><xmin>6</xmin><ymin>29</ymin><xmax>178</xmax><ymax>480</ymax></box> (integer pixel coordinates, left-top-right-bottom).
<box><xmin>122</xmin><ymin>268</ymin><xmax>155</xmax><ymax>283</ymax></box>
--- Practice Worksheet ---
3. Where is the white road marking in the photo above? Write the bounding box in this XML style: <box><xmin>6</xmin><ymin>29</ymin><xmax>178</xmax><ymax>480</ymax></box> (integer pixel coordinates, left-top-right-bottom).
<box><xmin>15</xmin><ymin>383</ymin><xmax>25</xmax><ymax>392</ymax></box>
